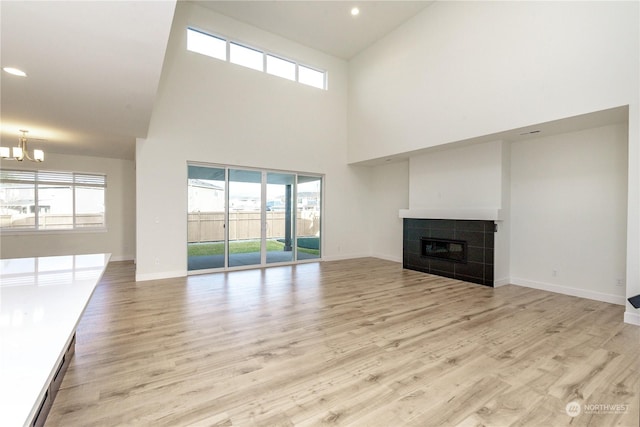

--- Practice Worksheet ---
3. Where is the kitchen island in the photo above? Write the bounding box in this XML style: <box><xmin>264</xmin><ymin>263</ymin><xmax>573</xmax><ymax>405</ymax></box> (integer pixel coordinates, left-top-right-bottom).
<box><xmin>0</xmin><ymin>253</ymin><xmax>110</xmax><ymax>427</ymax></box>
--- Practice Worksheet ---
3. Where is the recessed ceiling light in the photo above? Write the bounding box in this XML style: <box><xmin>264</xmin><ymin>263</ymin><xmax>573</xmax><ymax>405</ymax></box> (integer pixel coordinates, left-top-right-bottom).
<box><xmin>3</xmin><ymin>67</ymin><xmax>27</xmax><ymax>77</ymax></box>
<box><xmin>351</xmin><ymin>7</ymin><xmax>360</xmax><ymax>16</ymax></box>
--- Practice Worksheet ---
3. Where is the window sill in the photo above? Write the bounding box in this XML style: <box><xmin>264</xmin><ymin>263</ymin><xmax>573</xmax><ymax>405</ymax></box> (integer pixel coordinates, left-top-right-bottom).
<box><xmin>0</xmin><ymin>228</ymin><xmax>108</xmax><ymax>236</ymax></box>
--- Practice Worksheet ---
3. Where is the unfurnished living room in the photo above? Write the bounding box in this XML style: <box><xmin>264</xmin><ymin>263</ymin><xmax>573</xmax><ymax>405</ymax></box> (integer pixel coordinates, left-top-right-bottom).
<box><xmin>0</xmin><ymin>1</ymin><xmax>638</xmax><ymax>426</ymax></box>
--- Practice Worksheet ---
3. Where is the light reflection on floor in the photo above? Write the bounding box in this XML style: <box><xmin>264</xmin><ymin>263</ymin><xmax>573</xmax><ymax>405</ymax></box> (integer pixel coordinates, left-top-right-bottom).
<box><xmin>185</xmin><ymin>263</ymin><xmax>323</xmax><ymax>325</ymax></box>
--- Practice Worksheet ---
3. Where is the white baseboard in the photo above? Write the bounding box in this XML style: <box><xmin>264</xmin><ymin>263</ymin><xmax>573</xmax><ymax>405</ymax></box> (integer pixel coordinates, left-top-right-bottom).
<box><xmin>371</xmin><ymin>254</ymin><xmax>402</xmax><ymax>263</ymax></box>
<box><xmin>493</xmin><ymin>278</ymin><xmax>510</xmax><ymax>287</ymax></box>
<box><xmin>109</xmin><ymin>255</ymin><xmax>134</xmax><ymax>262</ymax></box>
<box><xmin>510</xmin><ymin>277</ymin><xmax>626</xmax><ymax>306</ymax></box>
<box><xmin>135</xmin><ymin>270</ymin><xmax>186</xmax><ymax>282</ymax></box>
<box><xmin>322</xmin><ymin>252</ymin><xmax>371</xmax><ymax>262</ymax></box>
<box><xmin>624</xmin><ymin>311</ymin><xmax>640</xmax><ymax>326</ymax></box>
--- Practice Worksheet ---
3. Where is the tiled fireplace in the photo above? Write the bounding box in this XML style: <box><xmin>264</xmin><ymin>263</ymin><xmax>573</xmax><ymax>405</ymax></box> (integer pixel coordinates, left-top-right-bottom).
<box><xmin>403</xmin><ymin>218</ymin><xmax>495</xmax><ymax>287</ymax></box>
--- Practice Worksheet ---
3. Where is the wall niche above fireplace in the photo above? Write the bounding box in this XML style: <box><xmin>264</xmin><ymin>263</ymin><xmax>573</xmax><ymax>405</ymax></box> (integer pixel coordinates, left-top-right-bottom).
<box><xmin>403</xmin><ymin>218</ymin><xmax>495</xmax><ymax>287</ymax></box>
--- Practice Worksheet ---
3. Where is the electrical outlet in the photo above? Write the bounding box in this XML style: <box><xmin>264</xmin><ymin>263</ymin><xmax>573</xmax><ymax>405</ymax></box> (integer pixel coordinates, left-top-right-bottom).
<box><xmin>552</xmin><ymin>269</ymin><xmax>558</xmax><ymax>277</ymax></box>
<box><xmin>616</xmin><ymin>278</ymin><xmax>624</xmax><ymax>286</ymax></box>
<box><xmin>154</xmin><ymin>258</ymin><xmax>160</xmax><ymax>265</ymax></box>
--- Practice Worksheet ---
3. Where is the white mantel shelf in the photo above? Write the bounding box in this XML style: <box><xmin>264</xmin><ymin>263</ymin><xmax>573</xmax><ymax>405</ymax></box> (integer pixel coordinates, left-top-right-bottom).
<box><xmin>0</xmin><ymin>253</ymin><xmax>111</xmax><ymax>427</ymax></box>
<box><xmin>399</xmin><ymin>208</ymin><xmax>503</xmax><ymax>221</ymax></box>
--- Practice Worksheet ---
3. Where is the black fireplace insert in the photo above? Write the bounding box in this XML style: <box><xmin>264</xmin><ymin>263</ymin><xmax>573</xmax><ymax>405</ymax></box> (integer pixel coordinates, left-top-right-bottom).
<box><xmin>421</xmin><ymin>237</ymin><xmax>467</xmax><ymax>263</ymax></box>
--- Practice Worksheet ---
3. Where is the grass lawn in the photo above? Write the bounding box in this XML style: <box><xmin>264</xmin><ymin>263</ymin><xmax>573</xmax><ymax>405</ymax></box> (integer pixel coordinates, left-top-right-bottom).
<box><xmin>188</xmin><ymin>240</ymin><xmax>320</xmax><ymax>256</ymax></box>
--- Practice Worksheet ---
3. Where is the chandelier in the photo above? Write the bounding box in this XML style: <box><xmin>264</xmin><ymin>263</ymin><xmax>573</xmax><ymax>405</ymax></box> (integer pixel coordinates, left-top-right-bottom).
<box><xmin>0</xmin><ymin>130</ymin><xmax>44</xmax><ymax>162</ymax></box>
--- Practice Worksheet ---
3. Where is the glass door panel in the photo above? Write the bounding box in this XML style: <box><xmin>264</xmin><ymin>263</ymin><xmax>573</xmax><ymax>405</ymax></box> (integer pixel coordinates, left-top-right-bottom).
<box><xmin>187</xmin><ymin>166</ymin><xmax>226</xmax><ymax>271</ymax></box>
<box><xmin>266</xmin><ymin>172</ymin><xmax>295</xmax><ymax>264</ymax></box>
<box><xmin>296</xmin><ymin>175</ymin><xmax>321</xmax><ymax>260</ymax></box>
<box><xmin>228</xmin><ymin>169</ymin><xmax>263</xmax><ymax>267</ymax></box>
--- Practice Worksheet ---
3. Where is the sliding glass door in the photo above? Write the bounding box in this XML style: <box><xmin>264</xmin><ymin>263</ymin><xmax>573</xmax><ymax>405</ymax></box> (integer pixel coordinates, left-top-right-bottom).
<box><xmin>266</xmin><ymin>172</ymin><xmax>295</xmax><ymax>264</ymax></box>
<box><xmin>228</xmin><ymin>169</ymin><xmax>262</xmax><ymax>268</ymax></box>
<box><xmin>296</xmin><ymin>175</ymin><xmax>321</xmax><ymax>260</ymax></box>
<box><xmin>187</xmin><ymin>164</ymin><xmax>321</xmax><ymax>273</ymax></box>
<box><xmin>187</xmin><ymin>166</ymin><xmax>226</xmax><ymax>271</ymax></box>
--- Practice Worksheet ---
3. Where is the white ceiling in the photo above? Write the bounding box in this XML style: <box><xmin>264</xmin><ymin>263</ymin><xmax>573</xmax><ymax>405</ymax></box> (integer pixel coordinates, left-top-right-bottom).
<box><xmin>0</xmin><ymin>1</ymin><xmax>176</xmax><ymax>160</ymax></box>
<box><xmin>0</xmin><ymin>1</ymin><xmax>627</xmax><ymax>162</ymax></box>
<box><xmin>193</xmin><ymin>1</ymin><xmax>433</xmax><ymax>60</ymax></box>
<box><xmin>0</xmin><ymin>0</ymin><xmax>432</xmax><ymax>161</ymax></box>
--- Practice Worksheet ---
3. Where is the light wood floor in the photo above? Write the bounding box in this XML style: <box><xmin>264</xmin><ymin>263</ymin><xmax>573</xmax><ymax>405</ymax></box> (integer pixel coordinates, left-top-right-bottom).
<box><xmin>46</xmin><ymin>258</ymin><xmax>639</xmax><ymax>426</ymax></box>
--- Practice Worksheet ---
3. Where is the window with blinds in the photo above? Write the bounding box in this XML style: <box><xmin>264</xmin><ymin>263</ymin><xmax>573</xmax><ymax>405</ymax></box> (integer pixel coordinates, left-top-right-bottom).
<box><xmin>0</xmin><ymin>169</ymin><xmax>106</xmax><ymax>231</ymax></box>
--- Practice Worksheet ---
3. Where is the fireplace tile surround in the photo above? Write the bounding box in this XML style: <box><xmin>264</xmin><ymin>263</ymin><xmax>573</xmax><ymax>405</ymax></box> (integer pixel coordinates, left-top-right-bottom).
<box><xmin>403</xmin><ymin>218</ymin><xmax>495</xmax><ymax>287</ymax></box>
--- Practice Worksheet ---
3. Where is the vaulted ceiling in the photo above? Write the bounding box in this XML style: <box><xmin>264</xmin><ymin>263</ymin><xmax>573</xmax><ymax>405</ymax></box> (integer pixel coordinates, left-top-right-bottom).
<box><xmin>0</xmin><ymin>1</ymin><xmax>432</xmax><ymax>160</ymax></box>
<box><xmin>0</xmin><ymin>1</ymin><xmax>177</xmax><ymax>160</ymax></box>
<box><xmin>194</xmin><ymin>1</ymin><xmax>432</xmax><ymax>60</ymax></box>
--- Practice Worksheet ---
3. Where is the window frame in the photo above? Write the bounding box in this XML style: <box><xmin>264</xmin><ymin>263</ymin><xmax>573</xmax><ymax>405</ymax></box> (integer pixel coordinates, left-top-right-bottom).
<box><xmin>265</xmin><ymin>54</ymin><xmax>296</xmax><ymax>81</ymax></box>
<box><xmin>186</xmin><ymin>27</ymin><xmax>227</xmax><ymax>61</ymax></box>
<box><xmin>186</xmin><ymin>26</ymin><xmax>328</xmax><ymax>90</ymax></box>
<box><xmin>186</xmin><ymin>162</ymin><xmax>324</xmax><ymax>274</ymax></box>
<box><xmin>0</xmin><ymin>168</ymin><xmax>107</xmax><ymax>234</ymax></box>
<box><xmin>298</xmin><ymin>64</ymin><xmax>327</xmax><ymax>90</ymax></box>
<box><xmin>229</xmin><ymin>41</ymin><xmax>265</xmax><ymax>72</ymax></box>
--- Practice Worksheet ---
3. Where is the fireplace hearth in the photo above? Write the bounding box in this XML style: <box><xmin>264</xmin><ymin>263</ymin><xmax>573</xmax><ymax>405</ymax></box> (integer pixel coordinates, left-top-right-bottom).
<box><xmin>403</xmin><ymin>219</ymin><xmax>495</xmax><ymax>287</ymax></box>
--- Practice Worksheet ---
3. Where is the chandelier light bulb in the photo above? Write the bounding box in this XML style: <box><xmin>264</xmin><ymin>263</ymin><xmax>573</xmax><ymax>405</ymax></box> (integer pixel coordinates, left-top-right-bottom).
<box><xmin>12</xmin><ymin>146</ymin><xmax>24</xmax><ymax>160</ymax></box>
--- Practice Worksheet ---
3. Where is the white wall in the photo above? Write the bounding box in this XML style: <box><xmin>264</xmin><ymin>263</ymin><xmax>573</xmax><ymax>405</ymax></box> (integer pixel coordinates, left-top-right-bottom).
<box><xmin>627</xmin><ymin>105</ymin><xmax>640</xmax><ymax>324</ymax></box>
<box><xmin>348</xmin><ymin>1</ymin><xmax>638</xmax><ymax>163</ymax></box>
<box><xmin>510</xmin><ymin>123</ymin><xmax>628</xmax><ymax>304</ymax></box>
<box><xmin>361</xmin><ymin>122</ymin><xmax>627</xmax><ymax>303</ymax></box>
<box><xmin>496</xmin><ymin>141</ymin><xmax>511</xmax><ymax>286</ymax></box>
<box><xmin>349</xmin><ymin>0</ymin><xmax>638</xmax><ymax>322</ymax></box>
<box><xmin>369</xmin><ymin>161</ymin><xmax>409</xmax><ymax>263</ymax></box>
<box><xmin>136</xmin><ymin>2</ymin><xmax>370</xmax><ymax>280</ymax></box>
<box><xmin>0</xmin><ymin>153</ymin><xmax>135</xmax><ymax>261</ymax></box>
<box><xmin>409</xmin><ymin>140</ymin><xmax>504</xmax><ymax>210</ymax></box>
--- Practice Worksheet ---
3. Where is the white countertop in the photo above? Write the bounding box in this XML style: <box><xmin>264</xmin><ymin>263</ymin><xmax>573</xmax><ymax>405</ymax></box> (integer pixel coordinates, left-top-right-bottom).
<box><xmin>0</xmin><ymin>253</ymin><xmax>110</xmax><ymax>427</ymax></box>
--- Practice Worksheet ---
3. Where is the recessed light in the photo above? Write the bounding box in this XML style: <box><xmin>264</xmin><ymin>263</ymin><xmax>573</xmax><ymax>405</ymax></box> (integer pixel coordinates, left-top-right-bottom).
<box><xmin>351</xmin><ymin>7</ymin><xmax>360</xmax><ymax>16</ymax></box>
<box><xmin>3</xmin><ymin>67</ymin><xmax>27</xmax><ymax>77</ymax></box>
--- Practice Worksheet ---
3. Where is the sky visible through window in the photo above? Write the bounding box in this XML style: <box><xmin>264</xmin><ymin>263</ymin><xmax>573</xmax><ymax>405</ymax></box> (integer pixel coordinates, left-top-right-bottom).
<box><xmin>187</xmin><ymin>27</ymin><xmax>327</xmax><ymax>90</ymax></box>
<box><xmin>298</xmin><ymin>65</ymin><xmax>325</xmax><ymax>90</ymax></box>
<box><xmin>266</xmin><ymin>55</ymin><xmax>296</xmax><ymax>81</ymax></box>
<box><xmin>187</xmin><ymin>29</ymin><xmax>226</xmax><ymax>61</ymax></box>
<box><xmin>230</xmin><ymin>43</ymin><xmax>263</xmax><ymax>71</ymax></box>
